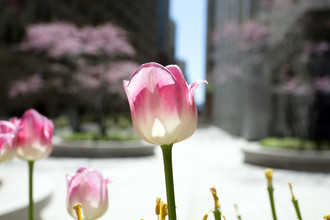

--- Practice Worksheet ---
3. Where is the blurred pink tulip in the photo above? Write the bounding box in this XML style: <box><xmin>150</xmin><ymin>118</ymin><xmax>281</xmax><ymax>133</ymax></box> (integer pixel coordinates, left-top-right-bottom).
<box><xmin>0</xmin><ymin>133</ymin><xmax>16</xmax><ymax>162</ymax></box>
<box><xmin>0</xmin><ymin>120</ymin><xmax>17</xmax><ymax>162</ymax></box>
<box><xmin>9</xmin><ymin>116</ymin><xmax>21</xmax><ymax>129</ymax></box>
<box><xmin>16</xmin><ymin>109</ymin><xmax>54</xmax><ymax>161</ymax></box>
<box><xmin>123</xmin><ymin>62</ymin><xmax>207</xmax><ymax>146</ymax></box>
<box><xmin>0</xmin><ymin>120</ymin><xmax>16</xmax><ymax>134</ymax></box>
<box><xmin>66</xmin><ymin>167</ymin><xmax>110</xmax><ymax>220</ymax></box>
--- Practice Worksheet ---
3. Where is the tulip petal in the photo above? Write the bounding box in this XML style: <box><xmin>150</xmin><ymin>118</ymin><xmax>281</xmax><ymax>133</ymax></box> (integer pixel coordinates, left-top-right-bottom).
<box><xmin>66</xmin><ymin>174</ymin><xmax>72</xmax><ymax>184</ymax></box>
<box><xmin>188</xmin><ymin>80</ymin><xmax>208</xmax><ymax>105</ymax></box>
<box><xmin>152</xmin><ymin>118</ymin><xmax>166</xmax><ymax>138</ymax></box>
<box><xmin>165</xmin><ymin>64</ymin><xmax>188</xmax><ymax>91</ymax></box>
<box><xmin>174</xmin><ymin>80</ymin><xmax>208</xmax><ymax>142</ymax></box>
<box><xmin>0</xmin><ymin>120</ymin><xmax>16</xmax><ymax>133</ymax></box>
<box><xmin>0</xmin><ymin>133</ymin><xmax>16</xmax><ymax>162</ymax></box>
<box><xmin>123</xmin><ymin>80</ymin><xmax>153</xmax><ymax>144</ymax></box>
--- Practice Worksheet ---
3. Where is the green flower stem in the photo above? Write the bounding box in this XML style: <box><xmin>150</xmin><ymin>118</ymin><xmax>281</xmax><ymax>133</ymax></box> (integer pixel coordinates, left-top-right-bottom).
<box><xmin>213</xmin><ymin>209</ymin><xmax>221</xmax><ymax>220</ymax></box>
<box><xmin>160</xmin><ymin>144</ymin><xmax>176</xmax><ymax>220</ymax></box>
<box><xmin>28</xmin><ymin>160</ymin><xmax>35</xmax><ymax>220</ymax></box>
<box><xmin>267</xmin><ymin>186</ymin><xmax>277</xmax><ymax>220</ymax></box>
<box><xmin>292</xmin><ymin>198</ymin><xmax>302</xmax><ymax>220</ymax></box>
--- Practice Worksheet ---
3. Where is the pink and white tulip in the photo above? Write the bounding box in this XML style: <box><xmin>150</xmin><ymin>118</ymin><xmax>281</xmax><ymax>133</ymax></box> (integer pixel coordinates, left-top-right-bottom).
<box><xmin>66</xmin><ymin>167</ymin><xmax>110</xmax><ymax>220</ymax></box>
<box><xmin>0</xmin><ymin>133</ymin><xmax>16</xmax><ymax>162</ymax></box>
<box><xmin>123</xmin><ymin>62</ymin><xmax>206</xmax><ymax>146</ymax></box>
<box><xmin>16</xmin><ymin>109</ymin><xmax>54</xmax><ymax>161</ymax></box>
<box><xmin>0</xmin><ymin>120</ymin><xmax>17</xmax><ymax>162</ymax></box>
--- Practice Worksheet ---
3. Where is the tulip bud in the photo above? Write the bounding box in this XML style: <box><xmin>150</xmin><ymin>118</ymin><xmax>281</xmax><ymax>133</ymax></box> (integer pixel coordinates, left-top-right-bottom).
<box><xmin>210</xmin><ymin>186</ymin><xmax>220</xmax><ymax>209</ymax></box>
<box><xmin>123</xmin><ymin>62</ymin><xmax>207</xmax><ymax>146</ymax></box>
<box><xmin>264</xmin><ymin>168</ymin><xmax>274</xmax><ymax>187</ymax></box>
<box><xmin>0</xmin><ymin>133</ymin><xmax>16</xmax><ymax>162</ymax></box>
<box><xmin>16</xmin><ymin>109</ymin><xmax>54</xmax><ymax>161</ymax></box>
<box><xmin>66</xmin><ymin>167</ymin><xmax>110</xmax><ymax>220</ymax></box>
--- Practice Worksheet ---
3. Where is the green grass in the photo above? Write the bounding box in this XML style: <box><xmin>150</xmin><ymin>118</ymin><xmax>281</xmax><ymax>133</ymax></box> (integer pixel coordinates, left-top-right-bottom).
<box><xmin>260</xmin><ymin>137</ymin><xmax>330</xmax><ymax>150</ymax></box>
<box><xmin>63</xmin><ymin>132</ymin><xmax>139</xmax><ymax>141</ymax></box>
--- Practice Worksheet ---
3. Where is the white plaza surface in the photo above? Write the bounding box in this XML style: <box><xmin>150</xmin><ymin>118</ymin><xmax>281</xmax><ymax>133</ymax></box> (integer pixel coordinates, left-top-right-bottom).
<box><xmin>0</xmin><ymin>126</ymin><xmax>329</xmax><ymax>220</ymax></box>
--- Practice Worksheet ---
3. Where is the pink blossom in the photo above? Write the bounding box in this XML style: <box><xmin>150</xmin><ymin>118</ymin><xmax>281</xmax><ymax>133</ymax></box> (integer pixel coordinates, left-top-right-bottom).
<box><xmin>18</xmin><ymin>22</ymin><xmax>79</xmax><ymax>54</ymax></box>
<box><xmin>262</xmin><ymin>0</ymin><xmax>293</xmax><ymax>9</ymax></box>
<box><xmin>75</xmin><ymin>74</ymin><xmax>102</xmax><ymax>90</ymax></box>
<box><xmin>18</xmin><ymin>22</ymin><xmax>135</xmax><ymax>59</ymax></box>
<box><xmin>311</xmin><ymin>42</ymin><xmax>329</xmax><ymax>55</ymax></box>
<box><xmin>9</xmin><ymin>74</ymin><xmax>44</xmax><ymax>97</ymax></box>
<box><xmin>315</xmin><ymin>76</ymin><xmax>330</xmax><ymax>94</ymax></box>
<box><xmin>273</xmin><ymin>0</ymin><xmax>294</xmax><ymax>9</ymax></box>
<box><xmin>212</xmin><ymin>22</ymin><xmax>239</xmax><ymax>44</ymax></box>
<box><xmin>105</xmin><ymin>61</ymin><xmax>139</xmax><ymax>94</ymax></box>
<box><xmin>211</xmin><ymin>65</ymin><xmax>242</xmax><ymax>85</ymax></box>
<box><xmin>239</xmin><ymin>21</ymin><xmax>271</xmax><ymax>52</ymax></box>
<box><xmin>66</xmin><ymin>167</ymin><xmax>110</xmax><ymax>220</ymax></box>
<box><xmin>276</xmin><ymin>78</ymin><xmax>313</xmax><ymax>96</ymax></box>
<box><xmin>261</xmin><ymin>0</ymin><xmax>275</xmax><ymax>8</ymax></box>
<box><xmin>75</xmin><ymin>60</ymin><xmax>139</xmax><ymax>94</ymax></box>
<box><xmin>303</xmin><ymin>41</ymin><xmax>330</xmax><ymax>56</ymax></box>
<box><xmin>49</xmin><ymin>38</ymin><xmax>82</xmax><ymax>58</ymax></box>
<box><xmin>123</xmin><ymin>62</ymin><xmax>207</xmax><ymax>145</ymax></box>
<box><xmin>13</xmin><ymin>22</ymin><xmax>136</xmax><ymax>99</ymax></box>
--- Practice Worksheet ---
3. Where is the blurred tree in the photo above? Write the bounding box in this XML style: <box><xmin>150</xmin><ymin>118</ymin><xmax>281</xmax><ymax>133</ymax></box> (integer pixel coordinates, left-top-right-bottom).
<box><xmin>0</xmin><ymin>0</ymin><xmax>171</xmax><ymax>115</ymax></box>
<box><xmin>0</xmin><ymin>0</ymin><xmax>169</xmax><ymax>133</ymax></box>
<box><xmin>8</xmin><ymin>22</ymin><xmax>138</xmax><ymax>134</ymax></box>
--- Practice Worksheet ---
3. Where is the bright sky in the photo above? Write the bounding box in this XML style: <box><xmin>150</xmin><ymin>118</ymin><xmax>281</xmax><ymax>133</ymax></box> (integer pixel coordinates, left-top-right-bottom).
<box><xmin>169</xmin><ymin>0</ymin><xmax>207</xmax><ymax>105</ymax></box>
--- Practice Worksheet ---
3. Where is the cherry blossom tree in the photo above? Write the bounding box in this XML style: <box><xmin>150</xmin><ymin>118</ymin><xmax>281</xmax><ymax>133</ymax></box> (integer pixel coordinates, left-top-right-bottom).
<box><xmin>10</xmin><ymin>22</ymin><xmax>138</xmax><ymax>134</ymax></box>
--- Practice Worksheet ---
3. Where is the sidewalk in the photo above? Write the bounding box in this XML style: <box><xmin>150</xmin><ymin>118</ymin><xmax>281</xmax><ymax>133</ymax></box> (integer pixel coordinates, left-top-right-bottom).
<box><xmin>1</xmin><ymin>126</ymin><xmax>329</xmax><ymax>219</ymax></box>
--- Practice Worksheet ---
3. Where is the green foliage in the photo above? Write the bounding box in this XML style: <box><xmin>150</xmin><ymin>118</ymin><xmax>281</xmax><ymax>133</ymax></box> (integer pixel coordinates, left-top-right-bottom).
<box><xmin>260</xmin><ymin>137</ymin><xmax>330</xmax><ymax>150</ymax></box>
<box><xmin>63</xmin><ymin>131</ymin><xmax>139</xmax><ymax>141</ymax></box>
<box><xmin>54</xmin><ymin>115</ymin><xmax>70</xmax><ymax>128</ymax></box>
<box><xmin>106</xmin><ymin>114</ymin><xmax>132</xmax><ymax>129</ymax></box>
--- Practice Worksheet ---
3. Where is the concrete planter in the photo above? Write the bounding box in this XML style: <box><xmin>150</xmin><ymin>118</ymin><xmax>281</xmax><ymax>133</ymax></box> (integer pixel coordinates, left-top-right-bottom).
<box><xmin>242</xmin><ymin>143</ymin><xmax>330</xmax><ymax>172</ymax></box>
<box><xmin>51</xmin><ymin>140</ymin><xmax>155</xmax><ymax>158</ymax></box>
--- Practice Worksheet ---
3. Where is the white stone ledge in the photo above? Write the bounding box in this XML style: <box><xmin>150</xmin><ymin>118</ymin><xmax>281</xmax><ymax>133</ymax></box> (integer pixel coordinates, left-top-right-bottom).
<box><xmin>51</xmin><ymin>140</ymin><xmax>155</xmax><ymax>158</ymax></box>
<box><xmin>242</xmin><ymin>143</ymin><xmax>330</xmax><ymax>172</ymax></box>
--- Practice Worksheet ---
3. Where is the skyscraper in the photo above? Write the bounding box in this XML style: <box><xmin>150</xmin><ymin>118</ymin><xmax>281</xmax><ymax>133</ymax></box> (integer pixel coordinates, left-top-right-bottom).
<box><xmin>205</xmin><ymin>0</ymin><xmax>265</xmax><ymax>138</ymax></box>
